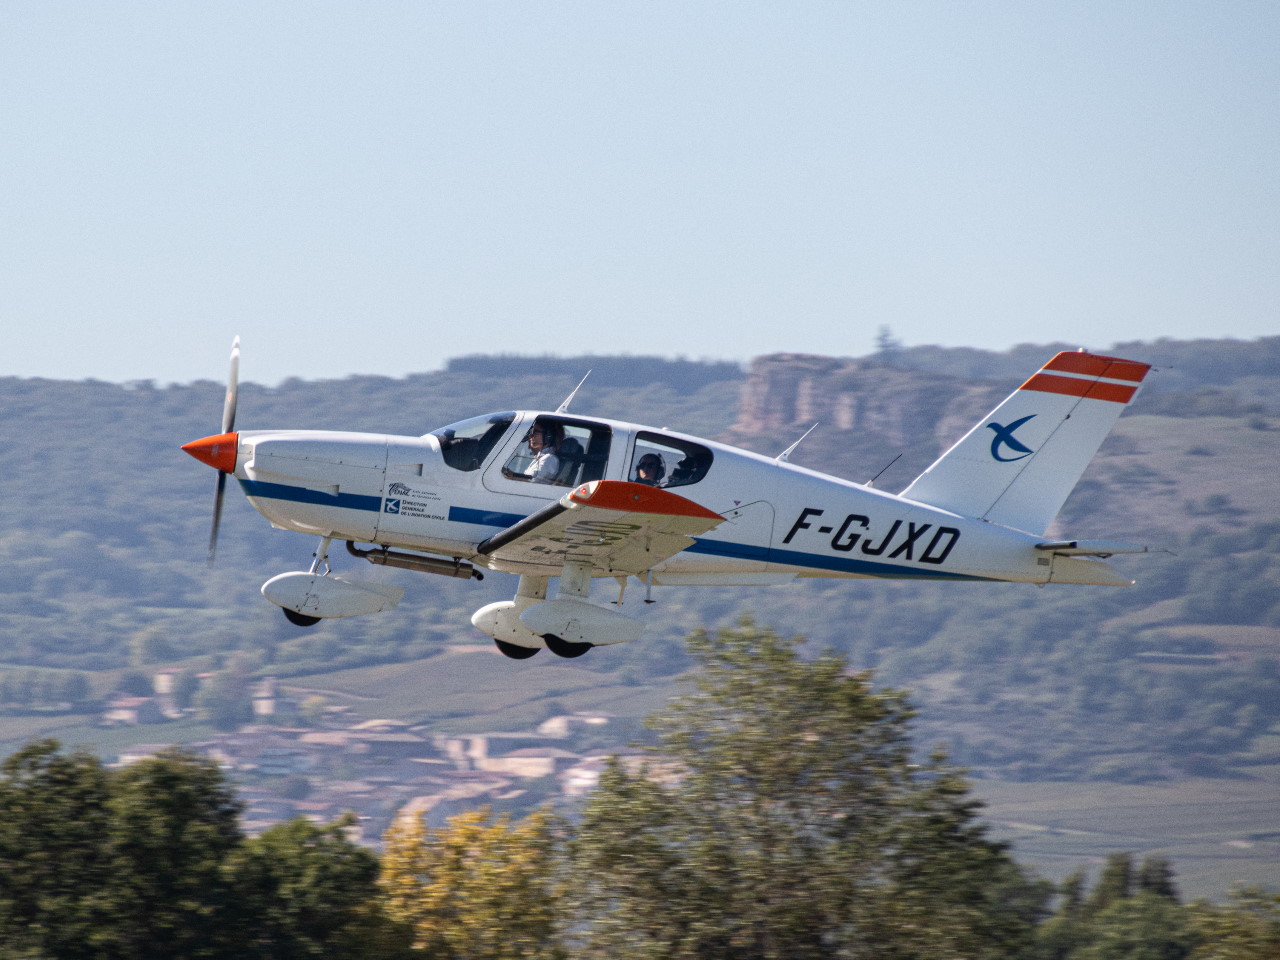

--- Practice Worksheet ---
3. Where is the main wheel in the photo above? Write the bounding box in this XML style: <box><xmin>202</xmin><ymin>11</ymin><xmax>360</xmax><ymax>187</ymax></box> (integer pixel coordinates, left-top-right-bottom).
<box><xmin>283</xmin><ymin>608</ymin><xmax>322</xmax><ymax>627</ymax></box>
<box><xmin>495</xmin><ymin>639</ymin><xmax>540</xmax><ymax>660</ymax></box>
<box><xmin>543</xmin><ymin>634</ymin><xmax>593</xmax><ymax>659</ymax></box>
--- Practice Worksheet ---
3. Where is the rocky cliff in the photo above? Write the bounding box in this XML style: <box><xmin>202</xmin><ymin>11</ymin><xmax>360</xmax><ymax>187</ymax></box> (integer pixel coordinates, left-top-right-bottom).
<box><xmin>723</xmin><ymin>354</ymin><xmax>1010</xmax><ymax>489</ymax></box>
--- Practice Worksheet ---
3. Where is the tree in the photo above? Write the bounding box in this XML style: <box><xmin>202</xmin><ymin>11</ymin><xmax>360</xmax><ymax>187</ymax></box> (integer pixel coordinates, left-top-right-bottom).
<box><xmin>1078</xmin><ymin>892</ymin><xmax>1194</xmax><ymax>960</ymax></box>
<box><xmin>301</xmin><ymin>694</ymin><xmax>329</xmax><ymax>726</ymax></box>
<box><xmin>1033</xmin><ymin>853</ymin><xmax>1192</xmax><ymax>960</ymax></box>
<box><xmin>568</xmin><ymin>618</ymin><xmax>1049</xmax><ymax>959</ymax></box>
<box><xmin>98</xmin><ymin>749</ymin><xmax>245</xmax><ymax>958</ymax></box>
<box><xmin>0</xmin><ymin>739</ymin><xmax>114</xmax><ymax>959</ymax></box>
<box><xmin>0</xmin><ymin>739</ymin><xmax>398</xmax><ymax>959</ymax></box>
<box><xmin>172</xmin><ymin>667</ymin><xmax>201</xmax><ymax>710</ymax></box>
<box><xmin>196</xmin><ymin>668</ymin><xmax>254</xmax><ymax>730</ymax></box>
<box><xmin>1087</xmin><ymin>853</ymin><xmax>1136</xmax><ymax>915</ymax></box>
<box><xmin>58</xmin><ymin>670</ymin><xmax>91</xmax><ymax>705</ymax></box>
<box><xmin>129</xmin><ymin>626</ymin><xmax>175</xmax><ymax>666</ymax></box>
<box><xmin>1138</xmin><ymin>856</ymin><xmax>1180</xmax><ymax>901</ymax></box>
<box><xmin>380</xmin><ymin>806</ymin><xmax>563</xmax><ymax>959</ymax></box>
<box><xmin>224</xmin><ymin>815</ymin><xmax>405</xmax><ymax>959</ymax></box>
<box><xmin>1189</xmin><ymin>889</ymin><xmax>1280</xmax><ymax>960</ymax></box>
<box><xmin>117</xmin><ymin>669</ymin><xmax>152</xmax><ymax>696</ymax></box>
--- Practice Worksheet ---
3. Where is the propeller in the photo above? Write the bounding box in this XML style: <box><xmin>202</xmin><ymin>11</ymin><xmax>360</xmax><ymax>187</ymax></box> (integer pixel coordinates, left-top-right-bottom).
<box><xmin>207</xmin><ymin>337</ymin><xmax>240</xmax><ymax>563</ymax></box>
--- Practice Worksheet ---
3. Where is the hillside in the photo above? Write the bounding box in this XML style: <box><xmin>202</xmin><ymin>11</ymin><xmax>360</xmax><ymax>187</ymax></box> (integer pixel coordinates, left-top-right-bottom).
<box><xmin>1</xmin><ymin>339</ymin><xmax>1278</xmax><ymax>791</ymax></box>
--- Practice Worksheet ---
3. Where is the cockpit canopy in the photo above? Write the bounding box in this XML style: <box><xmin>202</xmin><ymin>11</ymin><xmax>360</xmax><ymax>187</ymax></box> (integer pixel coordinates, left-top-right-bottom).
<box><xmin>429</xmin><ymin>412</ymin><xmax>714</xmax><ymax>491</ymax></box>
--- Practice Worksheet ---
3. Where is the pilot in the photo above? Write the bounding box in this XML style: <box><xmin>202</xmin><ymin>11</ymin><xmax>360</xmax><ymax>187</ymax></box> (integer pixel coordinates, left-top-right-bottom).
<box><xmin>633</xmin><ymin>452</ymin><xmax>665</xmax><ymax>486</ymax></box>
<box><xmin>524</xmin><ymin>422</ymin><xmax>563</xmax><ymax>484</ymax></box>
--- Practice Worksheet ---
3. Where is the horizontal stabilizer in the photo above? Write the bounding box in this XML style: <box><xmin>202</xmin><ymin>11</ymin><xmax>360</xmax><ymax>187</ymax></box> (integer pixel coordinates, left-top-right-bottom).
<box><xmin>1035</xmin><ymin>539</ymin><xmax>1151</xmax><ymax>557</ymax></box>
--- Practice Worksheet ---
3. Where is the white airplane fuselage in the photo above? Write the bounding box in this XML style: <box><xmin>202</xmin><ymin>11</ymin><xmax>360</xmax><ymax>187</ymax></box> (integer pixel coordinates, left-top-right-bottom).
<box><xmin>229</xmin><ymin>414</ymin><xmax>1124</xmax><ymax>589</ymax></box>
<box><xmin>184</xmin><ymin>349</ymin><xmax>1151</xmax><ymax>656</ymax></box>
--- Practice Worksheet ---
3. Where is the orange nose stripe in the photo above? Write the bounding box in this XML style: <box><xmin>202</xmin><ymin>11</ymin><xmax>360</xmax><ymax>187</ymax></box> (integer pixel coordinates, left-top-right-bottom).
<box><xmin>182</xmin><ymin>432</ymin><xmax>239</xmax><ymax>473</ymax></box>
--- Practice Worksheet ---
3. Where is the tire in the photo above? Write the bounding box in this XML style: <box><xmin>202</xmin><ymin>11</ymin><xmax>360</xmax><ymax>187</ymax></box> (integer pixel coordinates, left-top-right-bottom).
<box><xmin>543</xmin><ymin>634</ymin><xmax>593</xmax><ymax>659</ymax></box>
<box><xmin>283</xmin><ymin>608</ymin><xmax>322</xmax><ymax>627</ymax></box>
<box><xmin>495</xmin><ymin>639</ymin><xmax>540</xmax><ymax>659</ymax></box>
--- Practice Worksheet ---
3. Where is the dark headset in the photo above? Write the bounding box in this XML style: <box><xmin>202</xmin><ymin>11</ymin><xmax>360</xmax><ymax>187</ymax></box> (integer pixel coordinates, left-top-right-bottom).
<box><xmin>636</xmin><ymin>453</ymin><xmax>665</xmax><ymax>481</ymax></box>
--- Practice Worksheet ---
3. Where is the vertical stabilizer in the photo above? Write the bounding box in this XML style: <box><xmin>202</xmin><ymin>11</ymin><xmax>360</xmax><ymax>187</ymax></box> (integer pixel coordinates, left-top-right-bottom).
<box><xmin>899</xmin><ymin>352</ymin><xmax>1150</xmax><ymax>534</ymax></box>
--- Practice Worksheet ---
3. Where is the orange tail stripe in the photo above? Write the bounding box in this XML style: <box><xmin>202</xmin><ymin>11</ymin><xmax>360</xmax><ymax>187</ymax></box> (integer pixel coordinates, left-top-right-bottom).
<box><xmin>1020</xmin><ymin>373</ymin><xmax>1136</xmax><ymax>403</ymax></box>
<box><xmin>1086</xmin><ymin>381</ymin><xmax>1139</xmax><ymax>403</ymax></box>
<box><xmin>1043</xmin><ymin>353</ymin><xmax>1114</xmax><ymax>377</ymax></box>
<box><xmin>1044</xmin><ymin>352</ymin><xmax>1151</xmax><ymax>382</ymax></box>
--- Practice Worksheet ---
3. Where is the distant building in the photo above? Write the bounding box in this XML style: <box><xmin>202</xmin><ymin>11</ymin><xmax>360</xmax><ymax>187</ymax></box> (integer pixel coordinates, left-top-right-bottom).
<box><xmin>481</xmin><ymin>746</ymin><xmax>581</xmax><ymax>779</ymax></box>
<box><xmin>152</xmin><ymin>668</ymin><xmax>181</xmax><ymax>695</ymax></box>
<box><xmin>113</xmin><ymin>743</ymin><xmax>173</xmax><ymax>767</ymax></box>
<box><xmin>537</xmin><ymin>712</ymin><xmax>613</xmax><ymax>737</ymax></box>
<box><xmin>101</xmin><ymin>696</ymin><xmax>164</xmax><ymax>726</ymax></box>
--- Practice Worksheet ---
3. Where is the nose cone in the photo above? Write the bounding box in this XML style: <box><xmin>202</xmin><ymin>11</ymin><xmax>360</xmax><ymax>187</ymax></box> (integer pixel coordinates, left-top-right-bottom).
<box><xmin>182</xmin><ymin>432</ymin><xmax>239</xmax><ymax>473</ymax></box>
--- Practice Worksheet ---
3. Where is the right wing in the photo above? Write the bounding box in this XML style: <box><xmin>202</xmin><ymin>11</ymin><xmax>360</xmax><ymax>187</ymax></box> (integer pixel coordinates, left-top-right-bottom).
<box><xmin>477</xmin><ymin>480</ymin><xmax>726</xmax><ymax>576</ymax></box>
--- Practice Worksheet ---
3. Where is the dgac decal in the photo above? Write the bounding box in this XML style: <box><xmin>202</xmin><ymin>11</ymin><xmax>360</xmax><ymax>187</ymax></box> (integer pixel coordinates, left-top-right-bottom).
<box><xmin>783</xmin><ymin>508</ymin><xmax>959</xmax><ymax>565</ymax></box>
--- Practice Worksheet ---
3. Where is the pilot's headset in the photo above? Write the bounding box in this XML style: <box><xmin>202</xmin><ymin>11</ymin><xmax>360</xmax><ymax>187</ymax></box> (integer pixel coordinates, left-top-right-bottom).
<box><xmin>531</xmin><ymin>421</ymin><xmax>563</xmax><ymax>446</ymax></box>
<box><xmin>636</xmin><ymin>452</ymin><xmax>665</xmax><ymax>484</ymax></box>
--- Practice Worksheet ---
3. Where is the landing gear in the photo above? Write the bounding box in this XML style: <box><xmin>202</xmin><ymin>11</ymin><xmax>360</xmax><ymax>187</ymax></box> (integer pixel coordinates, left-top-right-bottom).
<box><xmin>544</xmin><ymin>634</ymin><xmax>593</xmax><ymax>659</ymax></box>
<box><xmin>494</xmin><ymin>638</ymin><xmax>540</xmax><ymax>659</ymax></box>
<box><xmin>283</xmin><ymin>608</ymin><xmax>321</xmax><ymax>627</ymax></box>
<box><xmin>282</xmin><ymin>536</ymin><xmax>329</xmax><ymax>626</ymax></box>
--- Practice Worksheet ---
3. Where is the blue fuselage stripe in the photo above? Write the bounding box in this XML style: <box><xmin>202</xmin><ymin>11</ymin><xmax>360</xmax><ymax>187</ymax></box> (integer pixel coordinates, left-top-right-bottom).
<box><xmin>448</xmin><ymin>506</ymin><xmax>527</xmax><ymax>528</ymax></box>
<box><xmin>238</xmin><ymin>480</ymin><xmax>983</xmax><ymax>581</ymax></box>
<box><xmin>239</xmin><ymin>479</ymin><xmax>383</xmax><ymax>512</ymax></box>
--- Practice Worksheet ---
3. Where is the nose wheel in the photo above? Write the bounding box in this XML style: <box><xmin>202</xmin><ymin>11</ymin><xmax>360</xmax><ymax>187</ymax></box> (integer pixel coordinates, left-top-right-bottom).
<box><xmin>283</xmin><ymin>608</ymin><xmax>321</xmax><ymax>628</ymax></box>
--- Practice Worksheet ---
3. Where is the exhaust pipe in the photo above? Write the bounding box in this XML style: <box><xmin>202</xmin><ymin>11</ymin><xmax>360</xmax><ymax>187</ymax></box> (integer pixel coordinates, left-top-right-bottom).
<box><xmin>345</xmin><ymin>541</ymin><xmax>483</xmax><ymax>580</ymax></box>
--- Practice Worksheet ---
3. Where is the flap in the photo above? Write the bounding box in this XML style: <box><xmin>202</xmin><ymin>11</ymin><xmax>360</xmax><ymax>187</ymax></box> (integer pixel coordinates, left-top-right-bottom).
<box><xmin>477</xmin><ymin>480</ymin><xmax>725</xmax><ymax>575</ymax></box>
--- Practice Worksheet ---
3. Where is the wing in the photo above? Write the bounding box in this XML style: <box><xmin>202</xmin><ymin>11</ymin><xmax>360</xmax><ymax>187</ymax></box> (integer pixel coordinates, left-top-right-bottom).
<box><xmin>477</xmin><ymin>480</ymin><xmax>725</xmax><ymax>575</ymax></box>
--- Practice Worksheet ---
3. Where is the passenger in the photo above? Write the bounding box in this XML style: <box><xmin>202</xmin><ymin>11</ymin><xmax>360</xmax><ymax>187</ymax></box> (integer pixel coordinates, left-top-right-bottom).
<box><xmin>524</xmin><ymin>422</ymin><xmax>563</xmax><ymax>484</ymax></box>
<box><xmin>633</xmin><ymin>452</ymin><xmax>665</xmax><ymax>486</ymax></box>
<box><xmin>668</xmin><ymin>457</ymin><xmax>697</xmax><ymax>486</ymax></box>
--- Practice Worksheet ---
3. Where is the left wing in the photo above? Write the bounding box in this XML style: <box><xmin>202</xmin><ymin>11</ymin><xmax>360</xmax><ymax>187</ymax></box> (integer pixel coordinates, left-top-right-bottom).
<box><xmin>477</xmin><ymin>480</ymin><xmax>725</xmax><ymax>575</ymax></box>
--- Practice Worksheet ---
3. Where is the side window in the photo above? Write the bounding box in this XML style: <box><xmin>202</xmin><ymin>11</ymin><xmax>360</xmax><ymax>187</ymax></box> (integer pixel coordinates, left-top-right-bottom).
<box><xmin>631</xmin><ymin>432</ymin><xmax>713</xmax><ymax>489</ymax></box>
<box><xmin>501</xmin><ymin>417</ymin><xmax>612</xmax><ymax>488</ymax></box>
<box><xmin>430</xmin><ymin>413</ymin><xmax>515</xmax><ymax>472</ymax></box>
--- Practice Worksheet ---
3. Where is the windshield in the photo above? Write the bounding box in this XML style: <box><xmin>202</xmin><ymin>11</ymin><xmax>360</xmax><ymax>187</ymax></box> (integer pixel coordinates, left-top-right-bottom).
<box><xmin>429</xmin><ymin>412</ymin><xmax>516</xmax><ymax>472</ymax></box>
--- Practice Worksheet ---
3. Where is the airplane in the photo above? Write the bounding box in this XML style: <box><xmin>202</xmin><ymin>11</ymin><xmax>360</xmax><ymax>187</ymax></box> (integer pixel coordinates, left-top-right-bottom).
<box><xmin>183</xmin><ymin>341</ymin><xmax>1153</xmax><ymax>660</ymax></box>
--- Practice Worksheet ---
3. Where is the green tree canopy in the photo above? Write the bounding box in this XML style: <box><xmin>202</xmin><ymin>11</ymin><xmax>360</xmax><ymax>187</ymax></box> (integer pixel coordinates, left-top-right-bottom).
<box><xmin>569</xmin><ymin>618</ymin><xmax>1050</xmax><ymax>960</ymax></box>
<box><xmin>0</xmin><ymin>740</ymin><xmax>397</xmax><ymax>960</ymax></box>
<box><xmin>224</xmin><ymin>815</ymin><xmax>398</xmax><ymax>959</ymax></box>
<box><xmin>1189</xmin><ymin>889</ymin><xmax>1280</xmax><ymax>960</ymax></box>
<box><xmin>0</xmin><ymin>739</ymin><xmax>114</xmax><ymax>959</ymax></box>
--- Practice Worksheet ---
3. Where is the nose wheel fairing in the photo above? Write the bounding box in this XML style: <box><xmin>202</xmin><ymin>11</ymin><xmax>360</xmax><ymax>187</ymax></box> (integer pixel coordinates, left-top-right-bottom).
<box><xmin>260</xmin><ymin>571</ymin><xmax>404</xmax><ymax>620</ymax></box>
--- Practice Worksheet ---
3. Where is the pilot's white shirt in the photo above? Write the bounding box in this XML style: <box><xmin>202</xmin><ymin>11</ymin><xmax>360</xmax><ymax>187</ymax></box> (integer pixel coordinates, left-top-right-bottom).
<box><xmin>525</xmin><ymin>450</ymin><xmax>560</xmax><ymax>484</ymax></box>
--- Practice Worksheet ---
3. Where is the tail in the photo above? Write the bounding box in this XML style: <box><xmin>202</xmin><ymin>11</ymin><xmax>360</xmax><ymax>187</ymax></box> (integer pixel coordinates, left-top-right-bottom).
<box><xmin>899</xmin><ymin>351</ymin><xmax>1151</xmax><ymax>534</ymax></box>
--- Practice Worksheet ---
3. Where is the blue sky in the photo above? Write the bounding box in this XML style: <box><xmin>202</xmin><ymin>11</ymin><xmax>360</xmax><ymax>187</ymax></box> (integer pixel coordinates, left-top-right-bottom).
<box><xmin>3</xmin><ymin>2</ymin><xmax>1277</xmax><ymax>385</ymax></box>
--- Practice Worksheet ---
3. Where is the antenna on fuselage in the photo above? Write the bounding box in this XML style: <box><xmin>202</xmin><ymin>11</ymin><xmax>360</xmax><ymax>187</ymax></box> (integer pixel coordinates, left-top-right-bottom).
<box><xmin>865</xmin><ymin>453</ymin><xmax>902</xmax><ymax>488</ymax></box>
<box><xmin>776</xmin><ymin>423</ymin><xmax>818</xmax><ymax>463</ymax></box>
<box><xmin>556</xmin><ymin>371</ymin><xmax>592</xmax><ymax>414</ymax></box>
